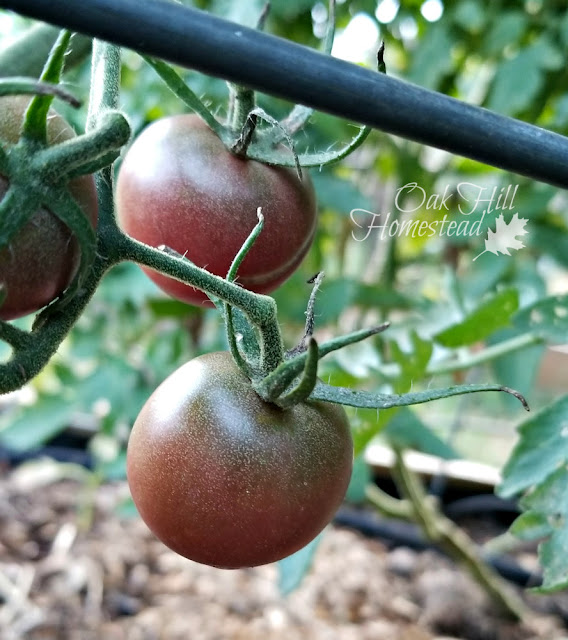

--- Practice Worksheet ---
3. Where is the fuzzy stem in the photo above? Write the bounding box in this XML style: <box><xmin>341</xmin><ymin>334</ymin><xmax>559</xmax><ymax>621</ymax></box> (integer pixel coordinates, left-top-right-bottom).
<box><xmin>258</xmin><ymin>323</ymin><xmax>390</xmax><ymax>401</ymax></box>
<box><xmin>287</xmin><ymin>271</ymin><xmax>325</xmax><ymax>357</ymax></box>
<box><xmin>365</xmin><ymin>483</ymin><xmax>414</xmax><ymax>520</ymax></box>
<box><xmin>87</xmin><ymin>41</ymin><xmax>121</xmax><ymax>129</ymax></box>
<box><xmin>226</xmin><ymin>208</ymin><xmax>264</xmax><ymax>282</ymax></box>
<box><xmin>0</xmin><ymin>77</ymin><xmax>80</xmax><ymax>106</ymax></box>
<box><xmin>21</xmin><ymin>30</ymin><xmax>72</xmax><ymax>144</ymax></box>
<box><xmin>224</xmin><ymin>209</ymin><xmax>265</xmax><ymax>378</ymax></box>
<box><xmin>427</xmin><ymin>333</ymin><xmax>544</xmax><ymax>376</ymax></box>
<box><xmin>36</xmin><ymin>110</ymin><xmax>130</xmax><ymax>179</ymax></box>
<box><xmin>390</xmin><ymin>449</ymin><xmax>526</xmax><ymax>621</ymax></box>
<box><xmin>230</xmin><ymin>112</ymin><xmax>258</xmax><ymax>156</ymax></box>
<box><xmin>87</xmin><ymin>41</ymin><xmax>124</xmax><ymax>237</ymax></box>
<box><xmin>0</xmin><ymin>254</ymin><xmax>110</xmax><ymax>393</ymax></box>
<box><xmin>378</xmin><ymin>332</ymin><xmax>544</xmax><ymax>379</ymax></box>
<box><xmin>0</xmin><ymin>187</ymin><xmax>41</xmax><ymax>248</ymax></box>
<box><xmin>275</xmin><ymin>338</ymin><xmax>319</xmax><ymax>408</ymax></box>
<box><xmin>143</xmin><ymin>56</ymin><xmax>225</xmax><ymax>137</ymax></box>
<box><xmin>115</xmin><ymin>232</ymin><xmax>284</xmax><ymax>373</ymax></box>
<box><xmin>229</xmin><ymin>84</ymin><xmax>256</xmax><ymax>132</ymax></box>
<box><xmin>310</xmin><ymin>379</ymin><xmax>529</xmax><ymax>411</ymax></box>
<box><xmin>0</xmin><ymin>321</ymin><xmax>31</xmax><ymax>350</ymax></box>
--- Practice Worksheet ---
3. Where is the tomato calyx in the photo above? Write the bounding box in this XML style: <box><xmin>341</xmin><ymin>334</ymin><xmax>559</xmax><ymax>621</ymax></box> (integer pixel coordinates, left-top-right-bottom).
<box><xmin>142</xmin><ymin>0</ymin><xmax>376</xmax><ymax>177</ymax></box>
<box><xmin>200</xmin><ymin>218</ymin><xmax>530</xmax><ymax>415</ymax></box>
<box><xmin>216</xmin><ymin>267</ymin><xmax>530</xmax><ymax>415</ymax></box>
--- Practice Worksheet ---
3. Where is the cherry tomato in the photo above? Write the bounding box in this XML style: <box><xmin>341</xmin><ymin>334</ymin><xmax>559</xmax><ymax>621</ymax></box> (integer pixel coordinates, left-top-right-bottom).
<box><xmin>127</xmin><ymin>351</ymin><xmax>353</xmax><ymax>569</ymax></box>
<box><xmin>115</xmin><ymin>115</ymin><xmax>317</xmax><ymax>305</ymax></box>
<box><xmin>0</xmin><ymin>96</ymin><xmax>98</xmax><ymax>320</ymax></box>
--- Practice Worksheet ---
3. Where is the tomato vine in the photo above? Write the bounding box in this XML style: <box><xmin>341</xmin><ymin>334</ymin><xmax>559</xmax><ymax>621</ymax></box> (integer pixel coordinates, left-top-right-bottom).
<box><xmin>0</xmin><ymin>24</ymin><xmax>531</xmax><ymax>417</ymax></box>
<box><xmin>0</xmin><ymin>3</ymin><xmax>554</xmax><ymax>614</ymax></box>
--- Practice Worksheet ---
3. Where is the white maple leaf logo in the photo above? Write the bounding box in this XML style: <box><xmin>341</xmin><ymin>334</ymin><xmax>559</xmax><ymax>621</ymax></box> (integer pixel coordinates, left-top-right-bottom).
<box><xmin>473</xmin><ymin>213</ymin><xmax>529</xmax><ymax>262</ymax></box>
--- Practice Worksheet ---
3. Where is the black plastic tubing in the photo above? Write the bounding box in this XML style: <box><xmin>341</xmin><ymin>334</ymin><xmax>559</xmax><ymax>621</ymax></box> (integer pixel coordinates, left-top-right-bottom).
<box><xmin>2</xmin><ymin>0</ymin><xmax>568</xmax><ymax>189</ymax></box>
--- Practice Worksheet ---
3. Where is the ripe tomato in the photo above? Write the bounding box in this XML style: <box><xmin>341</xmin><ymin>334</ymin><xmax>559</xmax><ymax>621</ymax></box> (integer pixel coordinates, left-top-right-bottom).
<box><xmin>115</xmin><ymin>115</ymin><xmax>317</xmax><ymax>305</ymax></box>
<box><xmin>127</xmin><ymin>351</ymin><xmax>353</xmax><ymax>569</ymax></box>
<box><xmin>0</xmin><ymin>96</ymin><xmax>98</xmax><ymax>321</ymax></box>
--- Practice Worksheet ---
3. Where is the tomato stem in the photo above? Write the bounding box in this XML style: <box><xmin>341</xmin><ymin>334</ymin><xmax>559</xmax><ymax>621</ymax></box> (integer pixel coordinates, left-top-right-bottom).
<box><xmin>275</xmin><ymin>338</ymin><xmax>318</xmax><ymax>408</ymax></box>
<box><xmin>287</xmin><ymin>271</ymin><xmax>325</xmax><ymax>357</ymax></box>
<box><xmin>228</xmin><ymin>84</ymin><xmax>255</xmax><ymax>133</ymax></box>
<box><xmin>255</xmin><ymin>2</ymin><xmax>271</xmax><ymax>31</ymax></box>
<box><xmin>0</xmin><ymin>182</ymin><xmax>41</xmax><ymax>249</ymax></box>
<box><xmin>257</xmin><ymin>323</ymin><xmax>391</xmax><ymax>402</ymax></box>
<box><xmin>230</xmin><ymin>112</ymin><xmax>257</xmax><ymax>156</ymax></box>
<box><xmin>21</xmin><ymin>29</ymin><xmax>72</xmax><ymax>145</ymax></box>
<box><xmin>389</xmin><ymin>448</ymin><xmax>526</xmax><ymax>621</ymax></box>
<box><xmin>0</xmin><ymin>78</ymin><xmax>80</xmax><ymax>105</ymax></box>
<box><xmin>143</xmin><ymin>56</ymin><xmax>225</xmax><ymax>138</ymax></box>
<box><xmin>37</xmin><ymin>111</ymin><xmax>130</xmax><ymax>179</ymax></box>
<box><xmin>223</xmin><ymin>209</ymin><xmax>267</xmax><ymax>378</ymax></box>
<box><xmin>226</xmin><ymin>208</ymin><xmax>264</xmax><ymax>284</ymax></box>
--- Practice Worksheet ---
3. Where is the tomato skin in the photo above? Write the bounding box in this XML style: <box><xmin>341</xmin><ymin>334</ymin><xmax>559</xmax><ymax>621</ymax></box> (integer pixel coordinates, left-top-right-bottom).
<box><xmin>0</xmin><ymin>96</ymin><xmax>98</xmax><ymax>320</ymax></box>
<box><xmin>127</xmin><ymin>351</ymin><xmax>353</xmax><ymax>569</ymax></box>
<box><xmin>115</xmin><ymin>115</ymin><xmax>317</xmax><ymax>305</ymax></box>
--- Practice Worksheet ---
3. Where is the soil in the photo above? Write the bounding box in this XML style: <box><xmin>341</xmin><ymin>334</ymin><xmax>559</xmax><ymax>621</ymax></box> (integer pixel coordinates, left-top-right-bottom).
<box><xmin>1</xmin><ymin>459</ymin><xmax>567</xmax><ymax>640</ymax></box>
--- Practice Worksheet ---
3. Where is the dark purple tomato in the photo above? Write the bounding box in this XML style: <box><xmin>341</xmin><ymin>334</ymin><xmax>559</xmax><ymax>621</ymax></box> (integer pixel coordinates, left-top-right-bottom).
<box><xmin>115</xmin><ymin>114</ymin><xmax>317</xmax><ymax>305</ymax></box>
<box><xmin>127</xmin><ymin>351</ymin><xmax>353</xmax><ymax>569</ymax></box>
<box><xmin>0</xmin><ymin>96</ymin><xmax>98</xmax><ymax>320</ymax></box>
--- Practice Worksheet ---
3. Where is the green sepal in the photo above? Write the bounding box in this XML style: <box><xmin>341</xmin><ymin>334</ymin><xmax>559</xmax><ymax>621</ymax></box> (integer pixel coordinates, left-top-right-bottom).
<box><xmin>310</xmin><ymin>380</ymin><xmax>529</xmax><ymax>411</ymax></box>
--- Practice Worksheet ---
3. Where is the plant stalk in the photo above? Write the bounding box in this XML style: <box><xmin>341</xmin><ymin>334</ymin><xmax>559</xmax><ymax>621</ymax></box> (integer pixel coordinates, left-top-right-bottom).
<box><xmin>389</xmin><ymin>448</ymin><xmax>527</xmax><ymax>621</ymax></box>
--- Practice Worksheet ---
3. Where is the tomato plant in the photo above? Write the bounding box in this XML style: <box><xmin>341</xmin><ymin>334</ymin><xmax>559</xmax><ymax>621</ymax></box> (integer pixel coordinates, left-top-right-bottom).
<box><xmin>0</xmin><ymin>96</ymin><xmax>98</xmax><ymax>320</ymax></box>
<box><xmin>115</xmin><ymin>114</ymin><xmax>317</xmax><ymax>305</ymax></box>
<box><xmin>2</xmin><ymin>5</ymin><xmax>561</xmax><ymax>612</ymax></box>
<box><xmin>126</xmin><ymin>351</ymin><xmax>353</xmax><ymax>569</ymax></box>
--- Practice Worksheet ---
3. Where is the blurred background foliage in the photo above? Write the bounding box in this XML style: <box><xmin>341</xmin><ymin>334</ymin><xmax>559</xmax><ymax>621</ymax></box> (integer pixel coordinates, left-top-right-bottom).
<box><xmin>0</xmin><ymin>0</ymin><xmax>567</xmax><ymax>484</ymax></box>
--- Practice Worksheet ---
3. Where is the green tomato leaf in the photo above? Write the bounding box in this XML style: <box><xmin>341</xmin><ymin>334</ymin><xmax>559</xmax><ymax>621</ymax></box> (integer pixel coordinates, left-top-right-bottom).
<box><xmin>488</xmin><ymin>48</ymin><xmax>542</xmax><ymax>115</ymax></box>
<box><xmin>384</xmin><ymin>407</ymin><xmax>457</xmax><ymax>459</ymax></box>
<box><xmin>529</xmin><ymin>223</ymin><xmax>568</xmax><ymax>269</ymax></box>
<box><xmin>75</xmin><ymin>357</ymin><xmax>143</xmax><ymax>426</ymax></box>
<box><xmin>509</xmin><ymin>510</ymin><xmax>552</xmax><ymax>543</ymax></box>
<box><xmin>407</xmin><ymin>23</ymin><xmax>456</xmax><ymax>89</ymax></box>
<box><xmin>278</xmin><ymin>533</ymin><xmax>323</xmax><ymax>595</ymax></box>
<box><xmin>498</xmin><ymin>394</ymin><xmax>568</xmax><ymax>498</ymax></box>
<box><xmin>96</xmin><ymin>262</ymin><xmax>160</xmax><ymax>305</ymax></box>
<box><xmin>345</xmin><ymin>455</ymin><xmax>372</xmax><ymax>505</ymax></box>
<box><xmin>531</xmin><ymin>35</ymin><xmax>565</xmax><ymax>72</ymax></box>
<box><xmin>434</xmin><ymin>289</ymin><xmax>519</xmax><ymax>348</ymax></box>
<box><xmin>513</xmin><ymin>295</ymin><xmax>568</xmax><ymax>344</ymax></box>
<box><xmin>389</xmin><ymin>331</ymin><xmax>433</xmax><ymax>393</ymax></box>
<box><xmin>481</xmin><ymin>12</ymin><xmax>527</xmax><ymax>58</ymax></box>
<box><xmin>334</xmin><ymin>340</ymin><xmax>382</xmax><ymax>379</ymax></box>
<box><xmin>560</xmin><ymin>10</ymin><xmax>568</xmax><ymax>50</ymax></box>
<box><xmin>513</xmin><ymin>465</ymin><xmax>568</xmax><ymax>593</ymax></box>
<box><xmin>147</xmin><ymin>299</ymin><xmax>197</xmax><ymax>318</ymax></box>
<box><xmin>452</xmin><ymin>0</ymin><xmax>486</xmax><ymax>34</ymax></box>
<box><xmin>487</xmin><ymin>37</ymin><xmax>562</xmax><ymax>116</ymax></box>
<box><xmin>499</xmin><ymin>395</ymin><xmax>568</xmax><ymax>592</ymax></box>
<box><xmin>311</xmin><ymin>171</ymin><xmax>373</xmax><ymax>215</ymax></box>
<box><xmin>269</xmin><ymin>0</ymin><xmax>317</xmax><ymax>20</ymax></box>
<box><xmin>318</xmin><ymin>278</ymin><xmax>413</xmax><ymax>326</ymax></box>
<box><xmin>0</xmin><ymin>394</ymin><xmax>76</xmax><ymax>451</ymax></box>
<box><xmin>352</xmin><ymin>408</ymin><xmax>393</xmax><ymax>458</ymax></box>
